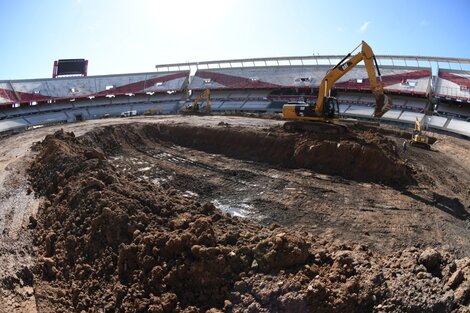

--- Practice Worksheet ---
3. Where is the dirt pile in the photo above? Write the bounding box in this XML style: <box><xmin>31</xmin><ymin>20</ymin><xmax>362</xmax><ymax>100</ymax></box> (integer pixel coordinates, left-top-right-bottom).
<box><xmin>83</xmin><ymin>123</ymin><xmax>413</xmax><ymax>187</ymax></box>
<box><xmin>27</xmin><ymin>129</ymin><xmax>469</xmax><ymax>312</ymax></box>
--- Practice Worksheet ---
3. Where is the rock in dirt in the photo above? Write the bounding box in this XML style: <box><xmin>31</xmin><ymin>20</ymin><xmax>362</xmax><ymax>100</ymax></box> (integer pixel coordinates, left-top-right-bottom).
<box><xmin>419</xmin><ymin>248</ymin><xmax>442</xmax><ymax>272</ymax></box>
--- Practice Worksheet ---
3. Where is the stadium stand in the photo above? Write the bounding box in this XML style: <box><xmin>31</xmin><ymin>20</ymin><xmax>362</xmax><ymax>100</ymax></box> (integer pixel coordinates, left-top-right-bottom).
<box><xmin>381</xmin><ymin>109</ymin><xmax>403</xmax><ymax>120</ymax></box>
<box><xmin>23</xmin><ymin>112</ymin><xmax>68</xmax><ymax>125</ymax></box>
<box><xmin>218</xmin><ymin>101</ymin><xmax>246</xmax><ymax>111</ymax></box>
<box><xmin>343</xmin><ymin>105</ymin><xmax>375</xmax><ymax>117</ymax></box>
<box><xmin>240</xmin><ymin>101</ymin><xmax>271</xmax><ymax>111</ymax></box>
<box><xmin>398</xmin><ymin>111</ymin><xmax>425</xmax><ymax>123</ymax></box>
<box><xmin>0</xmin><ymin>55</ymin><xmax>469</xmax><ymax>137</ymax></box>
<box><xmin>446</xmin><ymin>118</ymin><xmax>470</xmax><ymax>135</ymax></box>
<box><xmin>189</xmin><ymin>66</ymin><xmax>431</xmax><ymax>96</ymax></box>
<box><xmin>436</xmin><ymin>102</ymin><xmax>469</xmax><ymax>119</ymax></box>
<box><xmin>0</xmin><ymin>118</ymin><xmax>30</xmax><ymax>133</ymax></box>
<box><xmin>427</xmin><ymin>116</ymin><xmax>448</xmax><ymax>128</ymax></box>
<box><xmin>435</xmin><ymin>69</ymin><xmax>470</xmax><ymax>102</ymax></box>
<box><xmin>3</xmin><ymin>105</ymin><xmax>41</xmax><ymax>118</ymax></box>
<box><xmin>0</xmin><ymin>71</ymin><xmax>189</xmax><ymax>106</ymax></box>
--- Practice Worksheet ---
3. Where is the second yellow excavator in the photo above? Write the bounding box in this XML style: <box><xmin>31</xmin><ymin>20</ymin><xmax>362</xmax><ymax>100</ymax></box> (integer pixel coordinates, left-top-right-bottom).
<box><xmin>181</xmin><ymin>89</ymin><xmax>211</xmax><ymax>114</ymax></box>
<box><xmin>409</xmin><ymin>117</ymin><xmax>431</xmax><ymax>149</ymax></box>
<box><xmin>282</xmin><ymin>41</ymin><xmax>393</xmax><ymax>134</ymax></box>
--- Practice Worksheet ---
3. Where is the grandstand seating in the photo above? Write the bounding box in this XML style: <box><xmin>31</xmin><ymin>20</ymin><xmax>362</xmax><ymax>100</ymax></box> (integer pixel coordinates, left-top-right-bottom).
<box><xmin>240</xmin><ymin>101</ymin><xmax>271</xmax><ymax>111</ymax></box>
<box><xmin>398</xmin><ymin>111</ymin><xmax>425</xmax><ymax>123</ymax></box>
<box><xmin>218</xmin><ymin>101</ymin><xmax>246</xmax><ymax>111</ymax></box>
<box><xmin>403</xmin><ymin>100</ymin><xmax>426</xmax><ymax>112</ymax></box>
<box><xmin>209</xmin><ymin>90</ymin><xmax>232</xmax><ymax>99</ymax></box>
<box><xmin>0</xmin><ymin>118</ymin><xmax>29</xmax><ymax>133</ymax></box>
<box><xmin>343</xmin><ymin>105</ymin><xmax>375</xmax><ymax>117</ymax></box>
<box><xmin>381</xmin><ymin>109</ymin><xmax>402</xmax><ymax>120</ymax></box>
<box><xmin>435</xmin><ymin>69</ymin><xmax>470</xmax><ymax>101</ymax></box>
<box><xmin>23</xmin><ymin>112</ymin><xmax>68</xmax><ymax>125</ymax></box>
<box><xmin>3</xmin><ymin>106</ymin><xmax>40</xmax><ymax>117</ymax></box>
<box><xmin>37</xmin><ymin>102</ymin><xmax>74</xmax><ymax>112</ymax></box>
<box><xmin>247</xmin><ymin>90</ymin><xmax>271</xmax><ymax>98</ymax></box>
<box><xmin>87</xmin><ymin>106</ymin><xmax>125</xmax><ymax>118</ymax></box>
<box><xmin>427</xmin><ymin>116</ymin><xmax>448</xmax><ymax>128</ymax></box>
<box><xmin>0</xmin><ymin>71</ymin><xmax>189</xmax><ymax>106</ymax></box>
<box><xmin>189</xmin><ymin>66</ymin><xmax>431</xmax><ymax>96</ymax></box>
<box><xmin>437</xmin><ymin>103</ymin><xmax>470</xmax><ymax>118</ymax></box>
<box><xmin>446</xmin><ymin>118</ymin><xmax>470</xmax><ymax>135</ymax></box>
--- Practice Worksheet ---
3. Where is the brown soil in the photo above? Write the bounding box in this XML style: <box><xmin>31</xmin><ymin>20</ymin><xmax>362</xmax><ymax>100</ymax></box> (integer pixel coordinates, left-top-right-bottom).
<box><xmin>25</xmin><ymin>120</ymin><xmax>470</xmax><ymax>313</ymax></box>
<box><xmin>85</xmin><ymin>123</ymin><xmax>413</xmax><ymax>186</ymax></box>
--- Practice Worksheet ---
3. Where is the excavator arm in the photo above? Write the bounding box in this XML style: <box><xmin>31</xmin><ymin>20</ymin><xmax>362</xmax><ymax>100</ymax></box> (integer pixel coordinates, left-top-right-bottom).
<box><xmin>315</xmin><ymin>41</ymin><xmax>392</xmax><ymax>117</ymax></box>
<box><xmin>282</xmin><ymin>41</ymin><xmax>393</xmax><ymax>127</ymax></box>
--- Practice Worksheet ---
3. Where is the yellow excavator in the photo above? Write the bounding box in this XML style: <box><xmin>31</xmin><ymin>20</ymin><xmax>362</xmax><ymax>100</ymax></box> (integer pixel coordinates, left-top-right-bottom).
<box><xmin>181</xmin><ymin>89</ymin><xmax>211</xmax><ymax>114</ymax></box>
<box><xmin>282</xmin><ymin>41</ymin><xmax>393</xmax><ymax>134</ymax></box>
<box><xmin>410</xmin><ymin>117</ymin><xmax>431</xmax><ymax>149</ymax></box>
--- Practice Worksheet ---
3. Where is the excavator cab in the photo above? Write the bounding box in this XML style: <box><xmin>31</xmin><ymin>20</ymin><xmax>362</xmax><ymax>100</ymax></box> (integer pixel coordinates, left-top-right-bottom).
<box><xmin>284</xmin><ymin>97</ymin><xmax>346</xmax><ymax>134</ymax></box>
<box><xmin>287</xmin><ymin>97</ymin><xmax>339</xmax><ymax>119</ymax></box>
<box><xmin>324</xmin><ymin>97</ymin><xmax>340</xmax><ymax>118</ymax></box>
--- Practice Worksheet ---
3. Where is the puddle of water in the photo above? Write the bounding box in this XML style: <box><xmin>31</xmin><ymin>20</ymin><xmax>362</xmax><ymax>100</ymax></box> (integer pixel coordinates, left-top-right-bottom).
<box><xmin>213</xmin><ymin>200</ymin><xmax>253</xmax><ymax>218</ymax></box>
<box><xmin>151</xmin><ymin>177</ymin><xmax>167</xmax><ymax>186</ymax></box>
<box><xmin>183</xmin><ymin>190</ymin><xmax>199</xmax><ymax>198</ymax></box>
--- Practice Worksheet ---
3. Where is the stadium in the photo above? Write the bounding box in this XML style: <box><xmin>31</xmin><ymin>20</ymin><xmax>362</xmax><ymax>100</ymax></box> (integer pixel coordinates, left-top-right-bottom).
<box><xmin>1</xmin><ymin>2</ymin><xmax>470</xmax><ymax>312</ymax></box>
<box><xmin>1</xmin><ymin>55</ymin><xmax>470</xmax><ymax>137</ymax></box>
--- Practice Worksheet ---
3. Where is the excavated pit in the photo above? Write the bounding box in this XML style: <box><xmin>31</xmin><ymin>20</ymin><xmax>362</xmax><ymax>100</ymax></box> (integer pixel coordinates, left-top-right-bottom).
<box><xmin>25</xmin><ymin>122</ymin><xmax>470</xmax><ymax>313</ymax></box>
<box><xmin>82</xmin><ymin>123</ymin><xmax>414</xmax><ymax>187</ymax></box>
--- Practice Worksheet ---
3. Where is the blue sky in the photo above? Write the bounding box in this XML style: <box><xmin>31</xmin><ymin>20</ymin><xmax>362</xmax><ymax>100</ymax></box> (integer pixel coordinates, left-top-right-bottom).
<box><xmin>1</xmin><ymin>0</ymin><xmax>469</xmax><ymax>79</ymax></box>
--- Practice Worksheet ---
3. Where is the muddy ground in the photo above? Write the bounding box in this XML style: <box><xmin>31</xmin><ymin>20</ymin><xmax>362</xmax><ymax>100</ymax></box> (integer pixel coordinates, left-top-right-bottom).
<box><xmin>0</xmin><ymin>115</ymin><xmax>469</xmax><ymax>312</ymax></box>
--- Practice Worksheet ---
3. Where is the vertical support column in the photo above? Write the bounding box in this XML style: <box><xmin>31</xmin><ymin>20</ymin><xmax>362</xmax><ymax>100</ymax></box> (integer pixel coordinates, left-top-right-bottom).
<box><xmin>52</xmin><ymin>60</ymin><xmax>58</xmax><ymax>78</ymax></box>
<box><xmin>83</xmin><ymin>60</ymin><xmax>89</xmax><ymax>77</ymax></box>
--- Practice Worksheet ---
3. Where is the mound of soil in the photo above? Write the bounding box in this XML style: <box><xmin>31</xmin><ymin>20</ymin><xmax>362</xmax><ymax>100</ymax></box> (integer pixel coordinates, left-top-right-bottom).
<box><xmin>83</xmin><ymin>123</ymin><xmax>413</xmax><ymax>187</ymax></box>
<box><xmin>27</xmin><ymin>129</ymin><xmax>469</xmax><ymax>312</ymax></box>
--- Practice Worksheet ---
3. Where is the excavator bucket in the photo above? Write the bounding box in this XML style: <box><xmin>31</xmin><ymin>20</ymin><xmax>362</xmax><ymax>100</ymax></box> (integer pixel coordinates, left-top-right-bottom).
<box><xmin>373</xmin><ymin>94</ymin><xmax>393</xmax><ymax>118</ymax></box>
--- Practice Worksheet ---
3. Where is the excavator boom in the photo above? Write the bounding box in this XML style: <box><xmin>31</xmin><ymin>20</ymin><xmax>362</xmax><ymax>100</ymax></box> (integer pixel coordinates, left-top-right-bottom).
<box><xmin>282</xmin><ymin>41</ymin><xmax>393</xmax><ymax>132</ymax></box>
<box><xmin>314</xmin><ymin>41</ymin><xmax>392</xmax><ymax>117</ymax></box>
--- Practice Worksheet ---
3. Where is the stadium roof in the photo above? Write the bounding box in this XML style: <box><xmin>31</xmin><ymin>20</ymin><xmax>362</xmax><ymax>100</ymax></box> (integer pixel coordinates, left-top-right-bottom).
<box><xmin>156</xmin><ymin>55</ymin><xmax>470</xmax><ymax>72</ymax></box>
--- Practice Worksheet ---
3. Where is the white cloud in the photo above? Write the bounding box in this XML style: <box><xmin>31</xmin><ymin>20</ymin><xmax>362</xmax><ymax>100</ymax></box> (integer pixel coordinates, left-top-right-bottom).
<box><xmin>360</xmin><ymin>21</ymin><xmax>370</xmax><ymax>33</ymax></box>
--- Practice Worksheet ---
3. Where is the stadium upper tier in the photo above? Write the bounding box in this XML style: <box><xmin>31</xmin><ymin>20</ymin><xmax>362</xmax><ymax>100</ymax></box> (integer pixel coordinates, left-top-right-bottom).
<box><xmin>0</xmin><ymin>71</ymin><xmax>189</xmax><ymax>106</ymax></box>
<box><xmin>435</xmin><ymin>69</ymin><xmax>470</xmax><ymax>101</ymax></box>
<box><xmin>189</xmin><ymin>65</ymin><xmax>431</xmax><ymax>95</ymax></box>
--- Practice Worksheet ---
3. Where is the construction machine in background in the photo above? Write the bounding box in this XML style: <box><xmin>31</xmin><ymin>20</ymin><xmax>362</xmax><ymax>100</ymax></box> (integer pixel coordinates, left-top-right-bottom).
<box><xmin>410</xmin><ymin>117</ymin><xmax>431</xmax><ymax>149</ymax></box>
<box><xmin>282</xmin><ymin>41</ymin><xmax>393</xmax><ymax>134</ymax></box>
<box><xmin>143</xmin><ymin>106</ymin><xmax>163</xmax><ymax>115</ymax></box>
<box><xmin>181</xmin><ymin>89</ymin><xmax>211</xmax><ymax>114</ymax></box>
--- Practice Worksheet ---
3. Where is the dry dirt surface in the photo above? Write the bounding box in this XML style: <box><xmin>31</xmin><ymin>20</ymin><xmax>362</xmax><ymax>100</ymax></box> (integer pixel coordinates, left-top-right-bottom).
<box><xmin>0</xmin><ymin>115</ymin><xmax>469</xmax><ymax>312</ymax></box>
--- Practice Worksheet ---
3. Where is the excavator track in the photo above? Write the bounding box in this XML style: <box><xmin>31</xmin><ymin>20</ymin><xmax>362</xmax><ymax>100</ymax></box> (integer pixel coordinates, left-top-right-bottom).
<box><xmin>283</xmin><ymin>121</ymin><xmax>348</xmax><ymax>135</ymax></box>
<box><xmin>409</xmin><ymin>140</ymin><xmax>431</xmax><ymax>150</ymax></box>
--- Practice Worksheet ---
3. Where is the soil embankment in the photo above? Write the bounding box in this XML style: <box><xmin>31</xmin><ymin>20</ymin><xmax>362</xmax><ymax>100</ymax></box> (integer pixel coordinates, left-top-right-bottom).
<box><xmin>26</xmin><ymin>126</ymin><xmax>469</xmax><ymax>312</ymax></box>
<box><xmin>84</xmin><ymin>123</ymin><xmax>413</xmax><ymax>187</ymax></box>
